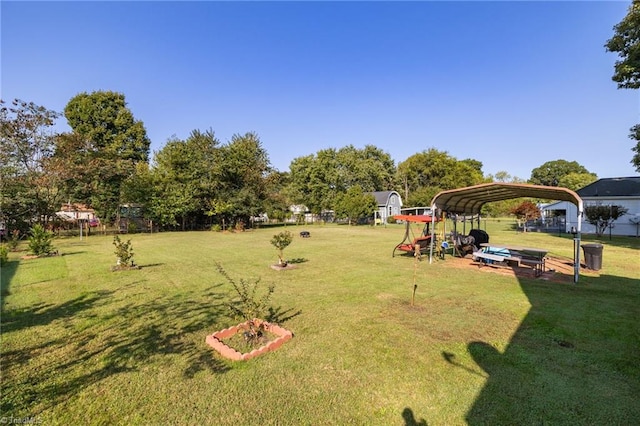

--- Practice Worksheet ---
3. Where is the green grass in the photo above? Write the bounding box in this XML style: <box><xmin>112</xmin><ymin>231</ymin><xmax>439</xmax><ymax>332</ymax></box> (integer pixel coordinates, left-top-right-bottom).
<box><xmin>1</xmin><ymin>220</ymin><xmax>639</xmax><ymax>425</ymax></box>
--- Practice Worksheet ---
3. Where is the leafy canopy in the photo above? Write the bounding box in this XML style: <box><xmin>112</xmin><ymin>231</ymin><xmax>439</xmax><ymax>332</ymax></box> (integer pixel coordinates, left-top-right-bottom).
<box><xmin>605</xmin><ymin>1</ymin><xmax>640</xmax><ymax>171</ymax></box>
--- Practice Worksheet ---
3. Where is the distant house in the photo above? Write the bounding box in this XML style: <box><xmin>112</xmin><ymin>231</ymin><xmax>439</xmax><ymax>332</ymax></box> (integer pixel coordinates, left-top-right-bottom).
<box><xmin>56</xmin><ymin>203</ymin><xmax>99</xmax><ymax>226</ymax></box>
<box><xmin>542</xmin><ymin>177</ymin><xmax>640</xmax><ymax>236</ymax></box>
<box><xmin>368</xmin><ymin>191</ymin><xmax>403</xmax><ymax>225</ymax></box>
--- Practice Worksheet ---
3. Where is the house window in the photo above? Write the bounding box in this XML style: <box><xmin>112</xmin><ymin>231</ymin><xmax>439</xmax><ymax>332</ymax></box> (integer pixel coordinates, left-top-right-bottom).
<box><xmin>389</xmin><ymin>206</ymin><xmax>393</xmax><ymax>216</ymax></box>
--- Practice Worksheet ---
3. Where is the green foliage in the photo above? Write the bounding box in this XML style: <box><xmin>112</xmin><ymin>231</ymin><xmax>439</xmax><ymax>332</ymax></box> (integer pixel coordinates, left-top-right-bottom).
<box><xmin>0</xmin><ymin>99</ymin><xmax>62</xmax><ymax>231</ymax></box>
<box><xmin>334</xmin><ymin>185</ymin><xmax>377</xmax><ymax>225</ymax></box>
<box><xmin>0</xmin><ymin>245</ymin><xmax>8</xmax><ymax>266</ymax></box>
<box><xmin>605</xmin><ymin>0</ymin><xmax>640</xmax><ymax>172</ymax></box>
<box><xmin>210</xmin><ymin>224</ymin><xmax>222</xmax><ymax>232</ymax></box>
<box><xmin>605</xmin><ymin>1</ymin><xmax>640</xmax><ymax>90</ymax></box>
<box><xmin>7</xmin><ymin>229</ymin><xmax>21</xmax><ymax>251</ymax></box>
<box><xmin>397</xmin><ymin>148</ymin><xmax>485</xmax><ymax>207</ymax></box>
<box><xmin>64</xmin><ymin>91</ymin><xmax>150</xmax><ymax>162</ymax></box>
<box><xmin>112</xmin><ymin>235</ymin><xmax>134</xmax><ymax>266</ymax></box>
<box><xmin>270</xmin><ymin>231</ymin><xmax>293</xmax><ymax>264</ymax></box>
<box><xmin>584</xmin><ymin>204</ymin><xmax>629</xmax><ymax>237</ymax></box>
<box><xmin>27</xmin><ymin>224</ymin><xmax>55</xmax><ymax>256</ymax></box>
<box><xmin>558</xmin><ymin>172</ymin><xmax>598</xmax><ymax>191</ymax></box>
<box><xmin>59</xmin><ymin>91</ymin><xmax>151</xmax><ymax>223</ymax></box>
<box><xmin>150</xmin><ymin>130</ymin><xmax>271</xmax><ymax>230</ymax></box>
<box><xmin>215</xmin><ymin>262</ymin><xmax>275</xmax><ymax>343</ymax></box>
<box><xmin>529</xmin><ymin>160</ymin><xmax>593</xmax><ymax>187</ymax></box>
<box><xmin>628</xmin><ymin>124</ymin><xmax>640</xmax><ymax>173</ymax></box>
<box><xmin>288</xmin><ymin>145</ymin><xmax>396</xmax><ymax>214</ymax></box>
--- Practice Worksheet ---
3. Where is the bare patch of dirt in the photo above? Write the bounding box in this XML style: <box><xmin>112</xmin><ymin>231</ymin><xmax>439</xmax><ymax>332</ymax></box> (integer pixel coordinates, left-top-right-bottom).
<box><xmin>440</xmin><ymin>254</ymin><xmax>599</xmax><ymax>283</ymax></box>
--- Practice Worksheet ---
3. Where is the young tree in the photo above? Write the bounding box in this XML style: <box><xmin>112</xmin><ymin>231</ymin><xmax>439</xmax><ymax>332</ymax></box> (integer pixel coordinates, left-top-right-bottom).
<box><xmin>605</xmin><ymin>1</ymin><xmax>640</xmax><ymax>171</ymax></box>
<box><xmin>270</xmin><ymin>231</ymin><xmax>293</xmax><ymax>265</ymax></box>
<box><xmin>510</xmin><ymin>201</ymin><xmax>541</xmax><ymax>232</ymax></box>
<box><xmin>584</xmin><ymin>205</ymin><xmax>629</xmax><ymax>237</ymax></box>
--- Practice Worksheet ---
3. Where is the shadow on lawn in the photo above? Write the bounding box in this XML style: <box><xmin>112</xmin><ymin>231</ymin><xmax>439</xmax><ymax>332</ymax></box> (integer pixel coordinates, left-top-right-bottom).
<box><xmin>401</xmin><ymin>407</ymin><xmax>427</xmax><ymax>425</ymax></box>
<box><xmin>0</xmin><ymin>260</ymin><xmax>19</xmax><ymax>311</ymax></box>
<box><xmin>1</xmin><ymin>285</ymin><xmax>233</xmax><ymax>416</ymax></box>
<box><xmin>460</xmin><ymin>273</ymin><xmax>640</xmax><ymax>424</ymax></box>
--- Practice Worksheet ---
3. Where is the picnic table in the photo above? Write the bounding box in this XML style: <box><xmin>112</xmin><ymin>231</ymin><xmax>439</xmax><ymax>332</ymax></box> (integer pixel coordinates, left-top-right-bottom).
<box><xmin>475</xmin><ymin>243</ymin><xmax>548</xmax><ymax>276</ymax></box>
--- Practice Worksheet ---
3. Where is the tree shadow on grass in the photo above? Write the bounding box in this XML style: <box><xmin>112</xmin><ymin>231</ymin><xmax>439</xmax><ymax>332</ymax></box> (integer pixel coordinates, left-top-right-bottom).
<box><xmin>0</xmin><ymin>260</ymin><xmax>19</xmax><ymax>311</ymax></box>
<box><xmin>1</xmin><ymin>292</ymin><xmax>108</xmax><ymax>334</ymax></box>
<box><xmin>1</xmin><ymin>285</ymin><xmax>233</xmax><ymax>417</ymax></box>
<box><xmin>459</xmin><ymin>274</ymin><xmax>640</xmax><ymax>424</ymax></box>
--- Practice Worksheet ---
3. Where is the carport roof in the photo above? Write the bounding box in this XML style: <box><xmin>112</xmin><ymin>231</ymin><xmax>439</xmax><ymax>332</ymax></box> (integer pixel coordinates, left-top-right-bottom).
<box><xmin>430</xmin><ymin>183</ymin><xmax>583</xmax><ymax>216</ymax></box>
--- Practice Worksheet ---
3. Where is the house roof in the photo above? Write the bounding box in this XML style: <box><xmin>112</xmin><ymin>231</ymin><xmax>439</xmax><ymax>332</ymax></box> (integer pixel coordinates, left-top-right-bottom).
<box><xmin>430</xmin><ymin>183</ymin><xmax>583</xmax><ymax>215</ymax></box>
<box><xmin>577</xmin><ymin>177</ymin><xmax>640</xmax><ymax>197</ymax></box>
<box><xmin>369</xmin><ymin>191</ymin><xmax>401</xmax><ymax>207</ymax></box>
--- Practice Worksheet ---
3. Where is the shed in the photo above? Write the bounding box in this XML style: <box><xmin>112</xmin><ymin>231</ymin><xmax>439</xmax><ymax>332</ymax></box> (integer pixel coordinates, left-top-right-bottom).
<box><xmin>368</xmin><ymin>191</ymin><xmax>403</xmax><ymax>225</ymax></box>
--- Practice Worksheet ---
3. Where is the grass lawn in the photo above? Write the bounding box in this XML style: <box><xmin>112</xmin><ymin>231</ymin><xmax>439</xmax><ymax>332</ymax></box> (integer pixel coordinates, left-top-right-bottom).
<box><xmin>1</xmin><ymin>220</ymin><xmax>639</xmax><ymax>425</ymax></box>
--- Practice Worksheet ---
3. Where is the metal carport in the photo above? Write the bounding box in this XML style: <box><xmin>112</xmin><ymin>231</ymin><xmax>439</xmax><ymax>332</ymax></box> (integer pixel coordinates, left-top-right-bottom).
<box><xmin>428</xmin><ymin>183</ymin><xmax>584</xmax><ymax>283</ymax></box>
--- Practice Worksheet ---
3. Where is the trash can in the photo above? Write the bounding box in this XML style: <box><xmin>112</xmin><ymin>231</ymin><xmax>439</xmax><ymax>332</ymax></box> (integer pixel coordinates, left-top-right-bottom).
<box><xmin>581</xmin><ymin>243</ymin><xmax>603</xmax><ymax>271</ymax></box>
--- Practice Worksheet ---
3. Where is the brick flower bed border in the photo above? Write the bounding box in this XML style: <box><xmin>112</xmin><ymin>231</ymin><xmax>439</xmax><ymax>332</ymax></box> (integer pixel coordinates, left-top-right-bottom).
<box><xmin>206</xmin><ymin>319</ymin><xmax>293</xmax><ymax>361</ymax></box>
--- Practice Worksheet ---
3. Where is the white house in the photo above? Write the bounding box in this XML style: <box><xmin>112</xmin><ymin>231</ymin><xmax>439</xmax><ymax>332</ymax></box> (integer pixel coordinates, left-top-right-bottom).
<box><xmin>542</xmin><ymin>177</ymin><xmax>640</xmax><ymax>236</ymax></box>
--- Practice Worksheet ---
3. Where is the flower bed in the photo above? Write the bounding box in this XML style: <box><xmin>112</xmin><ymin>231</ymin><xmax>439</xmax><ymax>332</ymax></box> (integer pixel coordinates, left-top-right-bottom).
<box><xmin>206</xmin><ymin>319</ymin><xmax>293</xmax><ymax>361</ymax></box>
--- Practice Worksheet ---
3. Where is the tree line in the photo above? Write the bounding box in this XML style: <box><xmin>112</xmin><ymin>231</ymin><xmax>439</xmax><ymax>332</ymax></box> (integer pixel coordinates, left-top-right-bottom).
<box><xmin>1</xmin><ymin>91</ymin><xmax>600</xmax><ymax>233</ymax></box>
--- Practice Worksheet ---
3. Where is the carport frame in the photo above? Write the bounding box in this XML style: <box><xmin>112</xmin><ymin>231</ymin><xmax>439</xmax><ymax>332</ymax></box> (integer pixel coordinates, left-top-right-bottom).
<box><xmin>429</xmin><ymin>183</ymin><xmax>584</xmax><ymax>283</ymax></box>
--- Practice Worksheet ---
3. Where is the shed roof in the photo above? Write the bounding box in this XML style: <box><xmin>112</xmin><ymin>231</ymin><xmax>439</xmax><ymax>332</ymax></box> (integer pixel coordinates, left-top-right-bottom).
<box><xmin>369</xmin><ymin>191</ymin><xmax>401</xmax><ymax>207</ymax></box>
<box><xmin>430</xmin><ymin>183</ymin><xmax>583</xmax><ymax>215</ymax></box>
<box><xmin>577</xmin><ymin>177</ymin><xmax>640</xmax><ymax>197</ymax></box>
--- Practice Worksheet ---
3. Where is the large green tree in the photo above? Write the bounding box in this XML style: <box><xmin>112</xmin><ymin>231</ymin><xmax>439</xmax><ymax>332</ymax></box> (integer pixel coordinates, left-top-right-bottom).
<box><xmin>288</xmin><ymin>145</ymin><xmax>395</xmax><ymax>215</ymax></box>
<box><xmin>150</xmin><ymin>130</ymin><xmax>221</xmax><ymax>230</ymax></box>
<box><xmin>214</xmin><ymin>132</ymin><xmax>272</xmax><ymax>227</ymax></box>
<box><xmin>0</xmin><ymin>99</ymin><xmax>62</xmax><ymax>230</ymax></box>
<box><xmin>60</xmin><ymin>91</ymin><xmax>151</xmax><ymax>222</ymax></box>
<box><xmin>529</xmin><ymin>160</ymin><xmax>595</xmax><ymax>187</ymax></box>
<box><xmin>396</xmin><ymin>148</ymin><xmax>485</xmax><ymax>207</ymax></box>
<box><xmin>605</xmin><ymin>0</ymin><xmax>640</xmax><ymax>171</ymax></box>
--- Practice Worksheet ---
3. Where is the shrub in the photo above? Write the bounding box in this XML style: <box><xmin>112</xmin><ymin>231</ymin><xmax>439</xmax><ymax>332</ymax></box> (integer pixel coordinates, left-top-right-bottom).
<box><xmin>0</xmin><ymin>245</ymin><xmax>8</xmax><ymax>266</ymax></box>
<box><xmin>7</xmin><ymin>230</ymin><xmax>21</xmax><ymax>251</ymax></box>
<box><xmin>270</xmin><ymin>231</ymin><xmax>293</xmax><ymax>265</ymax></box>
<box><xmin>215</xmin><ymin>262</ymin><xmax>275</xmax><ymax>343</ymax></box>
<box><xmin>387</xmin><ymin>216</ymin><xmax>397</xmax><ymax>224</ymax></box>
<box><xmin>27</xmin><ymin>224</ymin><xmax>55</xmax><ymax>256</ymax></box>
<box><xmin>210</xmin><ymin>224</ymin><xmax>222</xmax><ymax>232</ymax></box>
<box><xmin>113</xmin><ymin>235</ymin><xmax>134</xmax><ymax>266</ymax></box>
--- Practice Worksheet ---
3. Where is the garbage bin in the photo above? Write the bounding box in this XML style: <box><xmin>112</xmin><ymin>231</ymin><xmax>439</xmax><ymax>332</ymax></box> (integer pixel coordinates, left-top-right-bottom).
<box><xmin>581</xmin><ymin>243</ymin><xmax>603</xmax><ymax>271</ymax></box>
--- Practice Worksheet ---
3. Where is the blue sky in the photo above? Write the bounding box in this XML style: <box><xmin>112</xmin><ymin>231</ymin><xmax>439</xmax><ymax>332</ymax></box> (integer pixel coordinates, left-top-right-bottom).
<box><xmin>2</xmin><ymin>1</ymin><xmax>638</xmax><ymax>180</ymax></box>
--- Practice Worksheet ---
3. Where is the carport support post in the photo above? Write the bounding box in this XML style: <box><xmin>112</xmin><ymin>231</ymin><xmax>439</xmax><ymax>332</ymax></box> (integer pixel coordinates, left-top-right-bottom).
<box><xmin>574</xmin><ymin>231</ymin><xmax>581</xmax><ymax>284</ymax></box>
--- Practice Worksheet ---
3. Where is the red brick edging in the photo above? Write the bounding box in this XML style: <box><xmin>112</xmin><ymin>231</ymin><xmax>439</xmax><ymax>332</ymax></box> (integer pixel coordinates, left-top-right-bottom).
<box><xmin>206</xmin><ymin>319</ymin><xmax>293</xmax><ymax>361</ymax></box>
